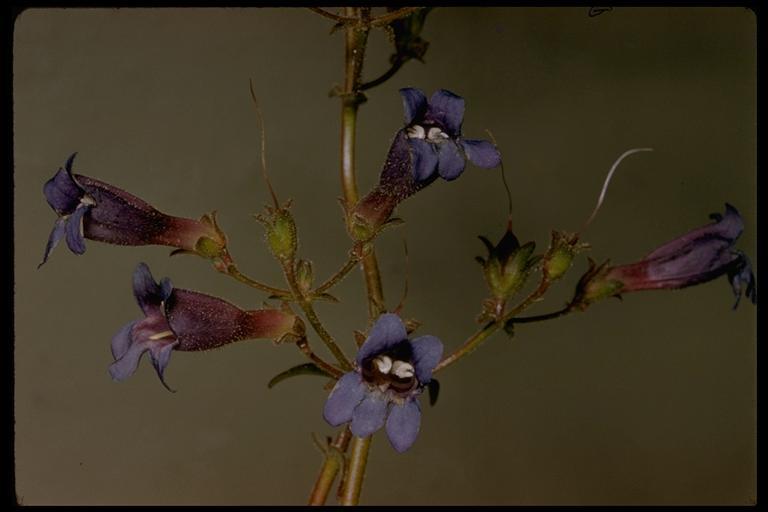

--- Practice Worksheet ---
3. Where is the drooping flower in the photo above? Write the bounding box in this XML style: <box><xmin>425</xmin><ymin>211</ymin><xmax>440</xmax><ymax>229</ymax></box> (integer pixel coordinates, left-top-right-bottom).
<box><xmin>575</xmin><ymin>204</ymin><xmax>756</xmax><ymax>309</ymax></box>
<box><xmin>40</xmin><ymin>153</ymin><xmax>228</xmax><ymax>267</ymax></box>
<box><xmin>323</xmin><ymin>313</ymin><xmax>443</xmax><ymax>453</ymax></box>
<box><xmin>349</xmin><ymin>88</ymin><xmax>501</xmax><ymax>240</ymax></box>
<box><xmin>110</xmin><ymin>263</ymin><xmax>300</xmax><ymax>390</ymax></box>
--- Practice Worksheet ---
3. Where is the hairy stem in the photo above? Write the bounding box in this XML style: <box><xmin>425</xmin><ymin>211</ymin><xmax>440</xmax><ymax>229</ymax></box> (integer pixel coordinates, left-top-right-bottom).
<box><xmin>223</xmin><ymin>264</ymin><xmax>291</xmax><ymax>298</ymax></box>
<box><xmin>508</xmin><ymin>304</ymin><xmax>575</xmax><ymax>324</ymax></box>
<box><xmin>370</xmin><ymin>7</ymin><xmax>422</xmax><ymax>27</ymax></box>
<box><xmin>339</xmin><ymin>7</ymin><xmax>386</xmax><ymax>319</ymax></box>
<box><xmin>435</xmin><ymin>277</ymin><xmax>556</xmax><ymax>373</ymax></box>
<box><xmin>337</xmin><ymin>435</ymin><xmax>372</xmax><ymax>505</ymax></box>
<box><xmin>314</xmin><ymin>251</ymin><xmax>360</xmax><ymax>295</ymax></box>
<box><xmin>308</xmin><ymin>428</ymin><xmax>352</xmax><ymax>505</ymax></box>
<box><xmin>296</xmin><ymin>337</ymin><xmax>344</xmax><ymax>379</ymax></box>
<box><xmin>283</xmin><ymin>261</ymin><xmax>353</xmax><ymax>371</ymax></box>
<box><xmin>308</xmin><ymin>7</ymin><xmax>353</xmax><ymax>24</ymax></box>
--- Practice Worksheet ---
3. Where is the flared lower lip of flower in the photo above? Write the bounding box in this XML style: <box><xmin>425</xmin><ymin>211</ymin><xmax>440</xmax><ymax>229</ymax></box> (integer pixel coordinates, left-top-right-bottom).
<box><xmin>322</xmin><ymin>313</ymin><xmax>443</xmax><ymax>452</ymax></box>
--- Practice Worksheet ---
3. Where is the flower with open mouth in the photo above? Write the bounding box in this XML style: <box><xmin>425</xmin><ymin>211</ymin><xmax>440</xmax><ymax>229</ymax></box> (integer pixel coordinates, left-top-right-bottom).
<box><xmin>323</xmin><ymin>313</ymin><xmax>443</xmax><ymax>453</ymax></box>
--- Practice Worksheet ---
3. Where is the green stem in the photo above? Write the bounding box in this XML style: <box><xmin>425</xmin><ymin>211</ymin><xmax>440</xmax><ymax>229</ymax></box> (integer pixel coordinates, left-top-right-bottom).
<box><xmin>370</xmin><ymin>7</ymin><xmax>421</xmax><ymax>27</ymax></box>
<box><xmin>283</xmin><ymin>261</ymin><xmax>353</xmax><ymax>371</ymax></box>
<box><xmin>435</xmin><ymin>277</ymin><xmax>554</xmax><ymax>373</ymax></box>
<box><xmin>314</xmin><ymin>252</ymin><xmax>360</xmax><ymax>295</ymax></box>
<box><xmin>308</xmin><ymin>428</ymin><xmax>352</xmax><ymax>505</ymax></box>
<box><xmin>295</xmin><ymin>337</ymin><xmax>344</xmax><ymax>379</ymax></box>
<box><xmin>223</xmin><ymin>264</ymin><xmax>291</xmax><ymax>298</ymax></box>
<box><xmin>360</xmin><ymin>57</ymin><xmax>405</xmax><ymax>91</ymax></box>
<box><xmin>308</xmin><ymin>7</ymin><xmax>353</xmax><ymax>24</ymax></box>
<box><xmin>339</xmin><ymin>7</ymin><xmax>386</xmax><ymax>319</ymax></box>
<box><xmin>337</xmin><ymin>435</ymin><xmax>372</xmax><ymax>505</ymax></box>
<box><xmin>508</xmin><ymin>304</ymin><xmax>574</xmax><ymax>325</ymax></box>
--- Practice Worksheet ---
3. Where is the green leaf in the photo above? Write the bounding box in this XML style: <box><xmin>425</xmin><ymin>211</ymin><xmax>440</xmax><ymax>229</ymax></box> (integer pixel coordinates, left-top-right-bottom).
<box><xmin>427</xmin><ymin>379</ymin><xmax>440</xmax><ymax>407</ymax></box>
<box><xmin>267</xmin><ymin>363</ymin><xmax>332</xmax><ymax>389</ymax></box>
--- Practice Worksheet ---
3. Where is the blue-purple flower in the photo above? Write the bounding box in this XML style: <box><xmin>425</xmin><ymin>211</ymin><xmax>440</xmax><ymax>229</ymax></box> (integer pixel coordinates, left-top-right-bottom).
<box><xmin>350</xmin><ymin>88</ymin><xmax>501</xmax><ymax>240</ymax></box>
<box><xmin>40</xmin><ymin>153</ymin><xmax>228</xmax><ymax>267</ymax></box>
<box><xmin>400</xmin><ymin>88</ymin><xmax>501</xmax><ymax>182</ymax></box>
<box><xmin>323</xmin><ymin>313</ymin><xmax>443</xmax><ymax>453</ymax></box>
<box><xmin>110</xmin><ymin>263</ymin><xmax>299</xmax><ymax>390</ymax></box>
<box><xmin>576</xmin><ymin>204</ymin><xmax>756</xmax><ymax>309</ymax></box>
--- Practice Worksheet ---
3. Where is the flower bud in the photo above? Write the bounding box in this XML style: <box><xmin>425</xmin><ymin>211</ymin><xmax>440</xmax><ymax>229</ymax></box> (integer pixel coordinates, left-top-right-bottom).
<box><xmin>477</xmin><ymin>225</ymin><xmax>537</xmax><ymax>301</ymax></box>
<box><xmin>542</xmin><ymin>231</ymin><xmax>589</xmax><ymax>282</ymax></box>
<box><xmin>295</xmin><ymin>259</ymin><xmax>314</xmax><ymax>294</ymax></box>
<box><xmin>256</xmin><ymin>204</ymin><xmax>297</xmax><ymax>261</ymax></box>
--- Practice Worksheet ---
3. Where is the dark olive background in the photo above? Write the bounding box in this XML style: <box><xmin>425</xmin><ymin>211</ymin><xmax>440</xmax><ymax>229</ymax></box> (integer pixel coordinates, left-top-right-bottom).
<box><xmin>14</xmin><ymin>7</ymin><xmax>756</xmax><ymax>505</ymax></box>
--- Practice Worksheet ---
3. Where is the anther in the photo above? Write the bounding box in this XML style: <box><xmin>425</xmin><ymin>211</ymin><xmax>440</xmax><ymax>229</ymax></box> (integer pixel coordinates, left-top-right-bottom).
<box><xmin>373</xmin><ymin>355</ymin><xmax>393</xmax><ymax>374</ymax></box>
<box><xmin>391</xmin><ymin>360</ymin><xmax>414</xmax><ymax>379</ymax></box>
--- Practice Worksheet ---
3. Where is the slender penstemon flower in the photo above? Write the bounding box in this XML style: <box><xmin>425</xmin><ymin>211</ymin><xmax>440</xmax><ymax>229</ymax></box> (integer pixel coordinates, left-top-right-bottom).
<box><xmin>110</xmin><ymin>263</ymin><xmax>302</xmax><ymax>390</ymax></box>
<box><xmin>323</xmin><ymin>313</ymin><xmax>443</xmax><ymax>452</ymax></box>
<box><xmin>40</xmin><ymin>153</ymin><xmax>229</xmax><ymax>267</ymax></box>
<box><xmin>574</xmin><ymin>204</ymin><xmax>756</xmax><ymax>309</ymax></box>
<box><xmin>349</xmin><ymin>88</ymin><xmax>501</xmax><ymax>240</ymax></box>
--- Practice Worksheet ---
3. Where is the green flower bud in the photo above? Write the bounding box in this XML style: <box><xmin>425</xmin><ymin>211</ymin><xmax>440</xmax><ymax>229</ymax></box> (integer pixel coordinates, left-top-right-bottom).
<box><xmin>295</xmin><ymin>259</ymin><xmax>314</xmax><ymax>294</ymax></box>
<box><xmin>256</xmin><ymin>204</ymin><xmax>298</xmax><ymax>262</ymax></box>
<box><xmin>477</xmin><ymin>226</ymin><xmax>538</xmax><ymax>301</ymax></box>
<box><xmin>542</xmin><ymin>231</ymin><xmax>589</xmax><ymax>282</ymax></box>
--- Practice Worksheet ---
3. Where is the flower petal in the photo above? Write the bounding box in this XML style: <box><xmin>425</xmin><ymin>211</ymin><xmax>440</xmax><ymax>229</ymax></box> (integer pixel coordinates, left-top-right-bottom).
<box><xmin>645</xmin><ymin>204</ymin><xmax>743</xmax><ymax>261</ymax></box>
<box><xmin>408</xmin><ymin>138</ymin><xmax>439</xmax><ymax>182</ymax></box>
<box><xmin>64</xmin><ymin>205</ymin><xmax>89</xmax><ymax>255</ymax></box>
<box><xmin>323</xmin><ymin>372</ymin><xmax>367</xmax><ymax>426</ymax></box>
<box><xmin>357</xmin><ymin>313</ymin><xmax>408</xmax><ymax>365</ymax></box>
<box><xmin>385</xmin><ymin>399</ymin><xmax>421</xmax><ymax>453</ymax></box>
<box><xmin>350</xmin><ymin>392</ymin><xmax>388</xmax><ymax>438</ymax></box>
<box><xmin>437</xmin><ymin>141</ymin><xmax>466</xmax><ymax>181</ymax></box>
<box><xmin>132</xmin><ymin>263</ymin><xmax>173</xmax><ymax>316</ymax></box>
<box><xmin>461</xmin><ymin>139</ymin><xmax>502</xmax><ymax>168</ymax></box>
<box><xmin>38</xmin><ymin>217</ymin><xmax>67</xmax><ymax>268</ymax></box>
<box><xmin>111</xmin><ymin>320</ymin><xmax>137</xmax><ymax>360</ymax></box>
<box><xmin>149</xmin><ymin>340</ymin><xmax>179</xmax><ymax>392</ymax></box>
<box><xmin>410</xmin><ymin>335</ymin><xmax>444</xmax><ymax>384</ymax></box>
<box><xmin>108</xmin><ymin>335</ymin><xmax>150</xmax><ymax>382</ymax></box>
<box><xmin>427</xmin><ymin>89</ymin><xmax>465</xmax><ymax>137</ymax></box>
<box><xmin>43</xmin><ymin>166</ymin><xmax>84</xmax><ymax>215</ymax></box>
<box><xmin>728</xmin><ymin>252</ymin><xmax>756</xmax><ymax>310</ymax></box>
<box><xmin>399</xmin><ymin>88</ymin><xmax>427</xmax><ymax>125</ymax></box>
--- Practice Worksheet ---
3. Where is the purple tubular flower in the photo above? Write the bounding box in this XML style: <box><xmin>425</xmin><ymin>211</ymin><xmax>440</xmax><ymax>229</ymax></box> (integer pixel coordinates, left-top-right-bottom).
<box><xmin>399</xmin><ymin>88</ymin><xmax>501</xmax><ymax>182</ymax></box>
<box><xmin>323</xmin><ymin>313</ymin><xmax>443</xmax><ymax>453</ymax></box>
<box><xmin>110</xmin><ymin>263</ymin><xmax>299</xmax><ymax>390</ymax></box>
<box><xmin>579</xmin><ymin>204</ymin><xmax>756</xmax><ymax>309</ymax></box>
<box><xmin>40</xmin><ymin>153</ymin><xmax>227</xmax><ymax>267</ymax></box>
<box><xmin>350</xmin><ymin>89</ymin><xmax>501</xmax><ymax>240</ymax></box>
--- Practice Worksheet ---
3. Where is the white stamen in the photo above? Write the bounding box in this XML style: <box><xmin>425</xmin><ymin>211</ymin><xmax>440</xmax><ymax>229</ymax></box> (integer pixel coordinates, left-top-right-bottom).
<box><xmin>374</xmin><ymin>355</ymin><xmax>393</xmax><ymax>374</ymax></box>
<box><xmin>391</xmin><ymin>360</ymin><xmax>414</xmax><ymax>379</ymax></box>
<box><xmin>406</xmin><ymin>125</ymin><xmax>426</xmax><ymax>139</ymax></box>
<box><xmin>427</xmin><ymin>127</ymin><xmax>448</xmax><ymax>140</ymax></box>
<box><xmin>149</xmin><ymin>330</ymin><xmax>174</xmax><ymax>340</ymax></box>
<box><xmin>81</xmin><ymin>195</ymin><xmax>96</xmax><ymax>206</ymax></box>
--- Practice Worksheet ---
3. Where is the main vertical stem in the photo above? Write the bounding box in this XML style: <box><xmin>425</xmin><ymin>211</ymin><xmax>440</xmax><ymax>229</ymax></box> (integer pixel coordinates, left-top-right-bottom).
<box><xmin>337</xmin><ymin>435</ymin><xmax>372</xmax><ymax>506</ymax></box>
<box><xmin>336</xmin><ymin>7</ymin><xmax>377</xmax><ymax>505</ymax></box>
<box><xmin>339</xmin><ymin>7</ymin><xmax>385</xmax><ymax>319</ymax></box>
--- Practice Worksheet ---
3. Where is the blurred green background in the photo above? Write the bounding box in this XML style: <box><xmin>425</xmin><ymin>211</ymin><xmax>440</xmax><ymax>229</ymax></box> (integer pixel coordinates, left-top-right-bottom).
<box><xmin>14</xmin><ymin>7</ymin><xmax>756</xmax><ymax>505</ymax></box>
